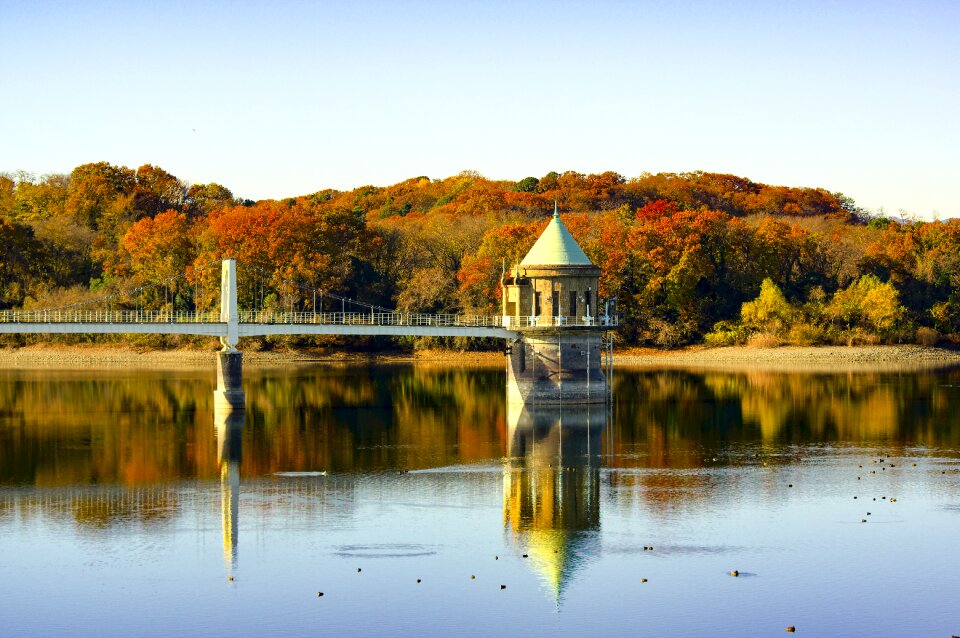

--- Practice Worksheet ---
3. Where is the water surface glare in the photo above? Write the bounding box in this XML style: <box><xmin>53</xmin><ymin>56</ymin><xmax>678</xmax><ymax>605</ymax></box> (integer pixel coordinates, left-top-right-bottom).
<box><xmin>1</xmin><ymin>363</ymin><xmax>959</xmax><ymax>637</ymax></box>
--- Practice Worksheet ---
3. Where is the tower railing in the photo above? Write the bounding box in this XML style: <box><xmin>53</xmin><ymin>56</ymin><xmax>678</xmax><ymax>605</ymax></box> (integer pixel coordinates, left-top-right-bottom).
<box><xmin>501</xmin><ymin>315</ymin><xmax>620</xmax><ymax>328</ymax></box>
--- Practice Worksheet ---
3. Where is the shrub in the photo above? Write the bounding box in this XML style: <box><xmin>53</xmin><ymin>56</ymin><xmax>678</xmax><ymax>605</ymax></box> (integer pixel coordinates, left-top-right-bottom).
<box><xmin>704</xmin><ymin>320</ymin><xmax>748</xmax><ymax>347</ymax></box>
<box><xmin>647</xmin><ymin>318</ymin><xmax>684</xmax><ymax>348</ymax></box>
<box><xmin>786</xmin><ymin>322</ymin><xmax>825</xmax><ymax>346</ymax></box>
<box><xmin>916</xmin><ymin>327</ymin><xmax>939</xmax><ymax>346</ymax></box>
<box><xmin>747</xmin><ymin>331</ymin><xmax>780</xmax><ymax>348</ymax></box>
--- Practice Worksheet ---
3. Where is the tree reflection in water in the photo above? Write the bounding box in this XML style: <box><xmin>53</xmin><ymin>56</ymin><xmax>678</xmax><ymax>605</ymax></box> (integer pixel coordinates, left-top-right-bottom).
<box><xmin>1</xmin><ymin>363</ymin><xmax>959</xmax><ymax>530</ymax></box>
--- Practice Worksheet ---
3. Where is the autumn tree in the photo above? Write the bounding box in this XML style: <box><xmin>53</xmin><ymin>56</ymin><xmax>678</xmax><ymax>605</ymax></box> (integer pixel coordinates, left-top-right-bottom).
<box><xmin>0</xmin><ymin>217</ymin><xmax>46</xmax><ymax>307</ymax></box>
<box><xmin>827</xmin><ymin>275</ymin><xmax>907</xmax><ymax>340</ymax></box>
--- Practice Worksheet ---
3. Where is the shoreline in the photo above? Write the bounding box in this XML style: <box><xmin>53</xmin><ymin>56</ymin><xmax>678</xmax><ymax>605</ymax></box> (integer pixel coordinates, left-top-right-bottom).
<box><xmin>616</xmin><ymin>344</ymin><xmax>960</xmax><ymax>372</ymax></box>
<box><xmin>1</xmin><ymin>343</ymin><xmax>959</xmax><ymax>372</ymax></box>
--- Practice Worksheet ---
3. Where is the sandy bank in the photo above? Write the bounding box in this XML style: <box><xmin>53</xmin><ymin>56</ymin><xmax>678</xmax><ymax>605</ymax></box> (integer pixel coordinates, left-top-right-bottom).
<box><xmin>0</xmin><ymin>344</ymin><xmax>505</xmax><ymax>370</ymax></box>
<box><xmin>617</xmin><ymin>344</ymin><xmax>960</xmax><ymax>372</ymax></box>
<box><xmin>1</xmin><ymin>343</ymin><xmax>959</xmax><ymax>372</ymax></box>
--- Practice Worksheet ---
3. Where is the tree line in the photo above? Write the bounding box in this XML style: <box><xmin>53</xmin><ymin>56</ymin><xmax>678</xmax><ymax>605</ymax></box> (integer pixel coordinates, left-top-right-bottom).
<box><xmin>2</xmin><ymin>162</ymin><xmax>958</xmax><ymax>349</ymax></box>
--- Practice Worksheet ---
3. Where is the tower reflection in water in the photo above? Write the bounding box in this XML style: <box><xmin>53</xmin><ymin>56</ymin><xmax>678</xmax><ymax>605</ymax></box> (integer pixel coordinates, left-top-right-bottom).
<box><xmin>503</xmin><ymin>403</ymin><xmax>605</xmax><ymax>605</ymax></box>
<box><xmin>214</xmin><ymin>404</ymin><xmax>244</xmax><ymax>575</ymax></box>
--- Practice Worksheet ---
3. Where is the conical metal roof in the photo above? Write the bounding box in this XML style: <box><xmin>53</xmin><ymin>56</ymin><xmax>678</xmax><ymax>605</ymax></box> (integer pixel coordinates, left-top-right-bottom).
<box><xmin>520</xmin><ymin>203</ymin><xmax>594</xmax><ymax>267</ymax></box>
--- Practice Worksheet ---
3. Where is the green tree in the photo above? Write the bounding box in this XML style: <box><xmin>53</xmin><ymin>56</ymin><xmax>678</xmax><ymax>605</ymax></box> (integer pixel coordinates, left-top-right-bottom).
<box><xmin>514</xmin><ymin>176</ymin><xmax>539</xmax><ymax>193</ymax></box>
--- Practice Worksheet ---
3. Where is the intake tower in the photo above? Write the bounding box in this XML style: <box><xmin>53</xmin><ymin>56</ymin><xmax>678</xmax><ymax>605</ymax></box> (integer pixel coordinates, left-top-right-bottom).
<box><xmin>502</xmin><ymin>204</ymin><xmax>612</xmax><ymax>404</ymax></box>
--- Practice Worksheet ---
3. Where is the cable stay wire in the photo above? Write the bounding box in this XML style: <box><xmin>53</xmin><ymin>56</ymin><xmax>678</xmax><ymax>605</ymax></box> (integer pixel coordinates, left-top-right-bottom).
<box><xmin>235</xmin><ymin>259</ymin><xmax>398</xmax><ymax>314</ymax></box>
<box><xmin>17</xmin><ymin>257</ymin><xmax>395</xmax><ymax>318</ymax></box>
<box><xmin>22</xmin><ymin>259</ymin><xmax>223</xmax><ymax>314</ymax></box>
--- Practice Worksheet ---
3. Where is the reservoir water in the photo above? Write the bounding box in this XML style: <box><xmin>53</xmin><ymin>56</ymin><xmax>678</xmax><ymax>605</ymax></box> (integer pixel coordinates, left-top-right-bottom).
<box><xmin>1</xmin><ymin>362</ymin><xmax>959</xmax><ymax>637</ymax></box>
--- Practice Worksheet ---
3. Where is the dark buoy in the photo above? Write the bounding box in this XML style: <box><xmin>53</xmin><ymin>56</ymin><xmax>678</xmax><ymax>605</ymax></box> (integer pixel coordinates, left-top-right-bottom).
<box><xmin>416</xmin><ymin>579</ymin><xmax>421</xmax><ymax>584</ymax></box>
<box><xmin>730</xmin><ymin>570</ymin><xmax>739</xmax><ymax>577</ymax></box>
<box><xmin>317</xmin><ymin>592</ymin><xmax>324</xmax><ymax>597</ymax></box>
<box><xmin>500</xmin><ymin>585</ymin><xmax>506</xmax><ymax>590</ymax></box>
<box><xmin>522</xmin><ymin>554</ymin><xmax>528</xmax><ymax>558</ymax></box>
<box><xmin>357</xmin><ymin>568</ymin><xmax>362</xmax><ymax>573</ymax></box>
<box><xmin>641</xmin><ymin>578</ymin><xmax>648</xmax><ymax>583</ymax></box>
<box><xmin>786</xmin><ymin>627</ymin><xmax>796</xmax><ymax>633</ymax></box>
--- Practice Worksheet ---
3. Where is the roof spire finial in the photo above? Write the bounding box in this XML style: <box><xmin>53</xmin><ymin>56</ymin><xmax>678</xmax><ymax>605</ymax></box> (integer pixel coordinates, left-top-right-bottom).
<box><xmin>553</xmin><ymin>198</ymin><xmax>559</xmax><ymax>219</ymax></box>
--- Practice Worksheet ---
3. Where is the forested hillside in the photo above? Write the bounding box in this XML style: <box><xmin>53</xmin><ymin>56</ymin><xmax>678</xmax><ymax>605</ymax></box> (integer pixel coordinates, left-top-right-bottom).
<box><xmin>2</xmin><ymin>163</ymin><xmax>958</xmax><ymax>349</ymax></box>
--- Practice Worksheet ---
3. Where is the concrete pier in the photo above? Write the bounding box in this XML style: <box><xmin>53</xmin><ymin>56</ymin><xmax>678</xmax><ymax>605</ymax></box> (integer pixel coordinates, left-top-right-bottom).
<box><xmin>214</xmin><ymin>351</ymin><xmax>245</xmax><ymax>410</ymax></box>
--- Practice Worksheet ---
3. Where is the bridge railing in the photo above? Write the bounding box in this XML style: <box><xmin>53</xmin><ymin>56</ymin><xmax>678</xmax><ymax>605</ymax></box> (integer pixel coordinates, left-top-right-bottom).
<box><xmin>238</xmin><ymin>311</ymin><xmax>508</xmax><ymax>327</ymax></box>
<box><xmin>0</xmin><ymin>308</ymin><xmax>621</xmax><ymax>329</ymax></box>
<box><xmin>0</xmin><ymin>310</ymin><xmax>222</xmax><ymax>324</ymax></box>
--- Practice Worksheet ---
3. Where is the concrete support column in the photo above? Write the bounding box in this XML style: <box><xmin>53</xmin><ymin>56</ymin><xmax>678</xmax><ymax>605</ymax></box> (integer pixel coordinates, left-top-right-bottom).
<box><xmin>214</xmin><ymin>351</ymin><xmax>245</xmax><ymax>411</ymax></box>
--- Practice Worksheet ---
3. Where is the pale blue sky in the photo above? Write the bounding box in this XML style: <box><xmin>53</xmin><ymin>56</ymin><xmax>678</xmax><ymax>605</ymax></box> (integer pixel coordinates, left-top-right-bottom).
<box><xmin>2</xmin><ymin>0</ymin><xmax>957</xmax><ymax>218</ymax></box>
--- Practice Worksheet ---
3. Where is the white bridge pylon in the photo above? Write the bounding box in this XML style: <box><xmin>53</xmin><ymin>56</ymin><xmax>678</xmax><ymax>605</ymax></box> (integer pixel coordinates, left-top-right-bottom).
<box><xmin>0</xmin><ymin>259</ymin><xmax>523</xmax><ymax>345</ymax></box>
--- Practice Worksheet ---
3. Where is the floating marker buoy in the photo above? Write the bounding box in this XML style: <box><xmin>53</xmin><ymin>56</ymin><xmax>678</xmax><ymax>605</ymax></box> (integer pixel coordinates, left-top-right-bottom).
<box><xmin>500</xmin><ymin>585</ymin><xmax>506</xmax><ymax>590</ymax></box>
<box><xmin>416</xmin><ymin>579</ymin><xmax>421</xmax><ymax>584</ymax></box>
<box><xmin>641</xmin><ymin>578</ymin><xmax>648</xmax><ymax>583</ymax></box>
<box><xmin>786</xmin><ymin>627</ymin><xmax>796</xmax><ymax>633</ymax></box>
<box><xmin>317</xmin><ymin>592</ymin><xmax>324</xmax><ymax>597</ymax></box>
<box><xmin>730</xmin><ymin>570</ymin><xmax>739</xmax><ymax>577</ymax></box>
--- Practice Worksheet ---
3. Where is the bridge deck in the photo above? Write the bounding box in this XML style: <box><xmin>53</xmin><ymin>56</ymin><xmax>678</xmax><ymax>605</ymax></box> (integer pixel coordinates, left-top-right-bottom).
<box><xmin>0</xmin><ymin>311</ymin><xmax>527</xmax><ymax>339</ymax></box>
<box><xmin>0</xmin><ymin>310</ymin><xmax>620</xmax><ymax>340</ymax></box>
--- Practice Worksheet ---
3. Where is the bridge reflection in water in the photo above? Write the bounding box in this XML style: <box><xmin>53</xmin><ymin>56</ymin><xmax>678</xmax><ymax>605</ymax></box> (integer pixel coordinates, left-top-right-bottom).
<box><xmin>503</xmin><ymin>403</ymin><xmax>606</xmax><ymax>605</ymax></box>
<box><xmin>215</xmin><ymin>403</ymin><xmax>243</xmax><ymax>574</ymax></box>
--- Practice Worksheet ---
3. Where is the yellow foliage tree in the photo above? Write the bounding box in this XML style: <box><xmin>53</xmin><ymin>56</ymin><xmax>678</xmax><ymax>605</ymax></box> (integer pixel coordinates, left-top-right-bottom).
<box><xmin>740</xmin><ymin>278</ymin><xmax>794</xmax><ymax>332</ymax></box>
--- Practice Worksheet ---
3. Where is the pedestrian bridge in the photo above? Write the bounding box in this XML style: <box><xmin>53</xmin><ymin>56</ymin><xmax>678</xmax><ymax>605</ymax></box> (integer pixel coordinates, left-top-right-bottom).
<box><xmin>0</xmin><ymin>259</ymin><xmax>617</xmax><ymax>344</ymax></box>
<box><xmin>0</xmin><ymin>308</ymin><xmax>521</xmax><ymax>340</ymax></box>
